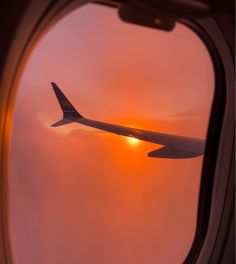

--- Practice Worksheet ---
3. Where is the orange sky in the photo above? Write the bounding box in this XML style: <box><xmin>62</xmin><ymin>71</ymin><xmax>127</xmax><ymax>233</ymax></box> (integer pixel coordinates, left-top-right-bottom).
<box><xmin>9</xmin><ymin>4</ymin><xmax>214</xmax><ymax>264</ymax></box>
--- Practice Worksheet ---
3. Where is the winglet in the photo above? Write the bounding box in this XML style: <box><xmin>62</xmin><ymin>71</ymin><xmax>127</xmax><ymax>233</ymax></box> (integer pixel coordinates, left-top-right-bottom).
<box><xmin>51</xmin><ymin>119</ymin><xmax>74</xmax><ymax>127</ymax></box>
<box><xmin>51</xmin><ymin>82</ymin><xmax>83</xmax><ymax>119</ymax></box>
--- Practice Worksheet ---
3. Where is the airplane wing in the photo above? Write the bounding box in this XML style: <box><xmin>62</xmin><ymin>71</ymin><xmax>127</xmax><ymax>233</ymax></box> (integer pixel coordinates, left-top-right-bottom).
<box><xmin>51</xmin><ymin>82</ymin><xmax>205</xmax><ymax>159</ymax></box>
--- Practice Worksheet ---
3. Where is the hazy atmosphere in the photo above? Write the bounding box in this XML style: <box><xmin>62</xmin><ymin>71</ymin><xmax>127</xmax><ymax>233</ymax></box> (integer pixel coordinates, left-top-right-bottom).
<box><xmin>9</xmin><ymin>4</ymin><xmax>214</xmax><ymax>264</ymax></box>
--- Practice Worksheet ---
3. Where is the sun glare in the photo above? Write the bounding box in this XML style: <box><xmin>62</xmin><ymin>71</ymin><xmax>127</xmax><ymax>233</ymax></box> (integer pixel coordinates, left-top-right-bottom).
<box><xmin>127</xmin><ymin>137</ymin><xmax>139</xmax><ymax>145</ymax></box>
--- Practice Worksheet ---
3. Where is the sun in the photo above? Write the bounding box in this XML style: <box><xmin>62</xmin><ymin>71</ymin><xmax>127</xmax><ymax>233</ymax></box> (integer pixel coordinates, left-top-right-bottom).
<box><xmin>127</xmin><ymin>137</ymin><xmax>139</xmax><ymax>145</ymax></box>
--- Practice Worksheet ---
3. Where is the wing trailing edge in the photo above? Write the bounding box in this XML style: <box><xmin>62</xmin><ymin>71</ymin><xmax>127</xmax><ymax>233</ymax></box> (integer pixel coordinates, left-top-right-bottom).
<box><xmin>148</xmin><ymin>146</ymin><xmax>201</xmax><ymax>159</ymax></box>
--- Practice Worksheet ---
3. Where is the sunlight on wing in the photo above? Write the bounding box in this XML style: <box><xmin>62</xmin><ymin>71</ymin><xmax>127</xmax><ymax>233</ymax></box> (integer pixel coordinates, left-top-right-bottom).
<box><xmin>127</xmin><ymin>137</ymin><xmax>139</xmax><ymax>145</ymax></box>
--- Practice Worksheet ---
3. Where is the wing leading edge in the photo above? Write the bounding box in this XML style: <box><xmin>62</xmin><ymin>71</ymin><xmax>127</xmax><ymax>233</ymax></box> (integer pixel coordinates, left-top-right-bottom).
<box><xmin>51</xmin><ymin>82</ymin><xmax>205</xmax><ymax>159</ymax></box>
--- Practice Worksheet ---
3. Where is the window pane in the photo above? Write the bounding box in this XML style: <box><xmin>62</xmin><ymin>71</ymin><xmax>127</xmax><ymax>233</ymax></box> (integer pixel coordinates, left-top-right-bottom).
<box><xmin>9</xmin><ymin>4</ymin><xmax>214</xmax><ymax>264</ymax></box>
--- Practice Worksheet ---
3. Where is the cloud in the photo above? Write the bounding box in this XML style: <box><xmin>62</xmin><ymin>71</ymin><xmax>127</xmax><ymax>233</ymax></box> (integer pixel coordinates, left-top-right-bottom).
<box><xmin>9</xmin><ymin>3</ymin><xmax>212</xmax><ymax>264</ymax></box>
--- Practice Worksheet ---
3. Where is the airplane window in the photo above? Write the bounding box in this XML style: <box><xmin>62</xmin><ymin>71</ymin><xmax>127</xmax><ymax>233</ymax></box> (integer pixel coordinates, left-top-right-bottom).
<box><xmin>9</xmin><ymin>3</ymin><xmax>214</xmax><ymax>264</ymax></box>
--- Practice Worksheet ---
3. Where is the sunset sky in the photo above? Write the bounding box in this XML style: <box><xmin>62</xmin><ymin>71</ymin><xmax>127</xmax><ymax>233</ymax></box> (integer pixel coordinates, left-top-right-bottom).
<box><xmin>9</xmin><ymin>3</ymin><xmax>214</xmax><ymax>264</ymax></box>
